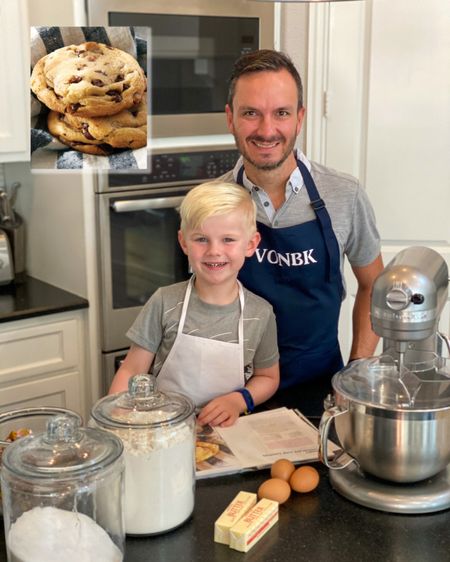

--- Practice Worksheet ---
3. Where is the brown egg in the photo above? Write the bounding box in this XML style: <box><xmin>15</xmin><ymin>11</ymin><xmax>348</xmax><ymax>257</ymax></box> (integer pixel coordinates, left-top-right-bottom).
<box><xmin>289</xmin><ymin>466</ymin><xmax>320</xmax><ymax>493</ymax></box>
<box><xmin>270</xmin><ymin>459</ymin><xmax>296</xmax><ymax>482</ymax></box>
<box><xmin>258</xmin><ymin>478</ymin><xmax>291</xmax><ymax>504</ymax></box>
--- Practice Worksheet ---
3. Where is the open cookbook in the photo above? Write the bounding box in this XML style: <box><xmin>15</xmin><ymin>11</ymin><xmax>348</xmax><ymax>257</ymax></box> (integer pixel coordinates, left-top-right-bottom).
<box><xmin>195</xmin><ymin>407</ymin><xmax>337</xmax><ymax>479</ymax></box>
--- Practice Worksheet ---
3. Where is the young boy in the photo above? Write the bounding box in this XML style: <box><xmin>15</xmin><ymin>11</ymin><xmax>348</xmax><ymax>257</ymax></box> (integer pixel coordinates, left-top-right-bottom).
<box><xmin>109</xmin><ymin>181</ymin><xmax>279</xmax><ymax>427</ymax></box>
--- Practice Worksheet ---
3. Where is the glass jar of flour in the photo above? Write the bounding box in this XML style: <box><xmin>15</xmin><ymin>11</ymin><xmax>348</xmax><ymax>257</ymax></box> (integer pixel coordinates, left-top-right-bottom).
<box><xmin>1</xmin><ymin>415</ymin><xmax>124</xmax><ymax>562</ymax></box>
<box><xmin>91</xmin><ymin>374</ymin><xmax>196</xmax><ymax>535</ymax></box>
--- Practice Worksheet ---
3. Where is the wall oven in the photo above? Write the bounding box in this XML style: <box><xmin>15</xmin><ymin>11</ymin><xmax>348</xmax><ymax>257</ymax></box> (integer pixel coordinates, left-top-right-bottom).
<box><xmin>96</xmin><ymin>144</ymin><xmax>239</xmax><ymax>390</ymax></box>
<box><xmin>87</xmin><ymin>0</ymin><xmax>276</xmax><ymax>138</ymax></box>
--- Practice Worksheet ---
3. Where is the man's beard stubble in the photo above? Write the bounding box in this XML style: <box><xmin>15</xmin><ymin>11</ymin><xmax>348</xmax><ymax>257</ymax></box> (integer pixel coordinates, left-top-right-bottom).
<box><xmin>233</xmin><ymin>134</ymin><xmax>297</xmax><ymax>172</ymax></box>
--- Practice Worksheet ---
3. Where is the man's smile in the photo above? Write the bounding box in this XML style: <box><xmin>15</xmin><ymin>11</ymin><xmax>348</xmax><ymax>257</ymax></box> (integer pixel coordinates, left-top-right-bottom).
<box><xmin>249</xmin><ymin>136</ymin><xmax>283</xmax><ymax>150</ymax></box>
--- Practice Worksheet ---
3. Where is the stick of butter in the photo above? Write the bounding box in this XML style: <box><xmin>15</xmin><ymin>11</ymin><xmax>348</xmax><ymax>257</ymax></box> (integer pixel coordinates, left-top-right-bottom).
<box><xmin>214</xmin><ymin>491</ymin><xmax>257</xmax><ymax>545</ymax></box>
<box><xmin>229</xmin><ymin>498</ymin><xmax>279</xmax><ymax>553</ymax></box>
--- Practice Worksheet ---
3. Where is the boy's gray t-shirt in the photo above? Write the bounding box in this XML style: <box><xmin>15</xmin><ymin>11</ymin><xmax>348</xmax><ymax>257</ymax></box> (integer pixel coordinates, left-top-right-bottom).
<box><xmin>127</xmin><ymin>280</ymin><xmax>279</xmax><ymax>380</ymax></box>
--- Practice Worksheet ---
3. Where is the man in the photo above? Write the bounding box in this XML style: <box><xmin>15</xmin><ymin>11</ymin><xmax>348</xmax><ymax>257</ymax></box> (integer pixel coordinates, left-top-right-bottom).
<box><xmin>221</xmin><ymin>50</ymin><xmax>384</xmax><ymax>417</ymax></box>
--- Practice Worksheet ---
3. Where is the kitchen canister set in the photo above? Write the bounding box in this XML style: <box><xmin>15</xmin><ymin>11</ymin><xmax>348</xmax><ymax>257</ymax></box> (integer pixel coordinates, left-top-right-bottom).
<box><xmin>0</xmin><ymin>375</ymin><xmax>196</xmax><ymax>562</ymax></box>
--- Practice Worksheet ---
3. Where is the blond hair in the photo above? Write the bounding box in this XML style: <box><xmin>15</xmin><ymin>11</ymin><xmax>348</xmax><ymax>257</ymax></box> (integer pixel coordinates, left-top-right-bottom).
<box><xmin>179</xmin><ymin>181</ymin><xmax>257</xmax><ymax>235</ymax></box>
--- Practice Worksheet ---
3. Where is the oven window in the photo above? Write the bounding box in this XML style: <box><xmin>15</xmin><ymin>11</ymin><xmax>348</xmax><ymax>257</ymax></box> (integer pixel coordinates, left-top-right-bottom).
<box><xmin>109</xmin><ymin>13</ymin><xmax>259</xmax><ymax>115</ymax></box>
<box><xmin>110</xmin><ymin>205</ymin><xmax>189</xmax><ymax>309</ymax></box>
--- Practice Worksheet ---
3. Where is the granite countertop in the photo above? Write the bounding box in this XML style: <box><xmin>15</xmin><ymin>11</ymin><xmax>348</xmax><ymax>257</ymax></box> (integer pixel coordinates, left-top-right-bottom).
<box><xmin>123</xmin><ymin>466</ymin><xmax>450</xmax><ymax>562</ymax></box>
<box><xmin>1</xmin><ymin>463</ymin><xmax>449</xmax><ymax>561</ymax></box>
<box><xmin>0</xmin><ymin>275</ymin><xmax>88</xmax><ymax>323</ymax></box>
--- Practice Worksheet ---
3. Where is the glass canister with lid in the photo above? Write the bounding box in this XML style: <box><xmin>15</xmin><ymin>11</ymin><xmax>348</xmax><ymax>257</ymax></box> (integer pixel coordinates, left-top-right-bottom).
<box><xmin>90</xmin><ymin>374</ymin><xmax>196</xmax><ymax>535</ymax></box>
<box><xmin>1</xmin><ymin>414</ymin><xmax>125</xmax><ymax>562</ymax></box>
<box><xmin>0</xmin><ymin>407</ymin><xmax>84</xmax><ymax>515</ymax></box>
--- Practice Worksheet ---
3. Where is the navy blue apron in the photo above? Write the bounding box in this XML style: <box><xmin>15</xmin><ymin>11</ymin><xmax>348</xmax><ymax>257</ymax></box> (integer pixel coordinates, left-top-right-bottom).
<box><xmin>237</xmin><ymin>159</ymin><xmax>344</xmax><ymax>402</ymax></box>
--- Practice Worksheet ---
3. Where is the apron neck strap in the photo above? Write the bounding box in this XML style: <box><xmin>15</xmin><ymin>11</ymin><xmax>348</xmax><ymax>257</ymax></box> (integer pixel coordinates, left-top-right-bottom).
<box><xmin>178</xmin><ymin>276</ymin><xmax>245</xmax><ymax>343</ymax></box>
<box><xmin>296</xmin><ymin>159</ymin><xmax>340</xmax><ymax>283</ymax></box>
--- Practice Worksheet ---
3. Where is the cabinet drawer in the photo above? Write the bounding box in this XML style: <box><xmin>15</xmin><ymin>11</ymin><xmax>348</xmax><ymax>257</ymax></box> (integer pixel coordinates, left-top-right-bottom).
<box><xmin>0</xmin><ymin>371</ymin><xmax>83</xmax><ymax>418</ymax></box>
<box><xmin>0</xmin><ymin>318</ymin><xmax>79</xmax><ymax>384</ymax></box>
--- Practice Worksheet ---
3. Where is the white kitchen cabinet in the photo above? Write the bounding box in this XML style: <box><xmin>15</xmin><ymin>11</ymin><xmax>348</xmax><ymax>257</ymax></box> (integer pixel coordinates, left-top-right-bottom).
<box><xmin>0</xmin><ymin>0</ymin><xmax>30</xmax><ymax>163</ymax></box>
<box><xmin>0</xmin><ymin>310</ymin><xmax>88</xmax><ymax>421</ymax></box>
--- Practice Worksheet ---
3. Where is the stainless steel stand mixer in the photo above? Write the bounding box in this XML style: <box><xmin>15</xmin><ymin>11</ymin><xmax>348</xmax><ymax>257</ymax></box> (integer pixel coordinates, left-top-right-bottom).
<box><xmin>320</xmin><ymin>246</ymin><xmax>450</xmax><ymax>513</ymax></box>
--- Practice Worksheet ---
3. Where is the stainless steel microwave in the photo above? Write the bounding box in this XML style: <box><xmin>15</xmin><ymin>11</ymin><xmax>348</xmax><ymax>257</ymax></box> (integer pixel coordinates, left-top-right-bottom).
<box><xmin>87</xmin><ymin>0</ymin><xmax>276</xmax><ymax>138</ymax></box>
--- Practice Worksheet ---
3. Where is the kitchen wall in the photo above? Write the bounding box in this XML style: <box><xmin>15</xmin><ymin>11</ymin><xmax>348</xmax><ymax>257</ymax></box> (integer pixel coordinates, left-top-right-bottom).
<box><xmin>3</xmin><ymin>0</ymin><xmax>88</xmax><ymax>297</ymax></box>
<box><xmin>6</xmin><ymin>164</ymin><xmax>89</xmax><ymax>298</ymax></box>
<box><xmin>279</xmin><ymin>3</ymin><xmax>309</xmax><ymax>152</ymax></box>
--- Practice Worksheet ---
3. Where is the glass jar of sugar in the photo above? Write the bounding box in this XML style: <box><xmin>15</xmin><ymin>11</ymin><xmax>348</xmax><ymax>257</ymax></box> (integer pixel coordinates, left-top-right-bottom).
<box><xmin>1</xmin><ymin>414</ymin><xmax>125</xmax><ymax>562</ymax></box>
<box><xmin>90</xmin><ymin>374</ymin><xmax>196</xmax><ymax>535</ymax></box>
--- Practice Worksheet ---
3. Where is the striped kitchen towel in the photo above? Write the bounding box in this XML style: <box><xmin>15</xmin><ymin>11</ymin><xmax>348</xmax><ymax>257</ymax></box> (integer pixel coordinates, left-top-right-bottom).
<box><xmin>30</xmin><ymin>26</ymin><xmax>149</xmax><ymax>171</ymax></box>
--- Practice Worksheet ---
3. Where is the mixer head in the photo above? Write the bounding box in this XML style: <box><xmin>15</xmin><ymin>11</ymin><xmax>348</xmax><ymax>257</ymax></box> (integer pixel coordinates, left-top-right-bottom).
<box><xmin>371</xmin><ymin>246</ymin><xmax>449</xmax><ymax>343</ymax></box>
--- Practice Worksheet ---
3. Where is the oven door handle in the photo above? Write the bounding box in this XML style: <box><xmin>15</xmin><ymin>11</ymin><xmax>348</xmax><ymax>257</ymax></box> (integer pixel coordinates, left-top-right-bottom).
<box><xmin>111</xmin><ymin>196</ymin><xmax>185</xmax><ymax>213</ymax></box>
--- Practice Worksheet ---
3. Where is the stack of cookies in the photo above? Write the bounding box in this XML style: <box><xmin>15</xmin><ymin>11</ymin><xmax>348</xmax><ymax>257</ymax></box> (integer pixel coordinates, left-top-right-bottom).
<box><xmin>31</xmin><ymin>41</ymin><xmax>147</xmax><ymax>156</ymax></box>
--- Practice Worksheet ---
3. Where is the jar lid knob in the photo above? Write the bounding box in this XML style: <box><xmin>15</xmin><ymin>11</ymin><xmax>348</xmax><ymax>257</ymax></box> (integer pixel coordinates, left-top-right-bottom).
<box><xmin>45</xmin><ymin>414</ymin><xmax>82</xmax><ymax>444</ymax></box>
<box><xmin>128</xmin><ymin>374</ymin><xmax>156</xmax><ymax>398</ymax></box>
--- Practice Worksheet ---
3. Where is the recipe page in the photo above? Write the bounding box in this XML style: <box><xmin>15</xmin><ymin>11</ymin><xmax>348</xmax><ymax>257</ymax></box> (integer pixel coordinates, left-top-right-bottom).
<box><xmin>195</xmin><ymin>408</ymin><xmax>332</xmax><ymax>478</ymax></box>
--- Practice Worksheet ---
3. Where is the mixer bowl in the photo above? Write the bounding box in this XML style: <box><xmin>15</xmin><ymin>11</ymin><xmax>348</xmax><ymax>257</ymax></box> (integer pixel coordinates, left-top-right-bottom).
<box><xmin>319</xmin><ymin>357</ymin><xmax>450</xmax><ymax>483</ymax></box>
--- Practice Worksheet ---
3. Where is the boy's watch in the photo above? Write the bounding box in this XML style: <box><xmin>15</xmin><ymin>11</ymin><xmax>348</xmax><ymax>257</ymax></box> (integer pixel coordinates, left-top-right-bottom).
<box><xmin>236</xmin><ymin>388</ymin><xmax>255</xmax><ymax>414</ymax></box>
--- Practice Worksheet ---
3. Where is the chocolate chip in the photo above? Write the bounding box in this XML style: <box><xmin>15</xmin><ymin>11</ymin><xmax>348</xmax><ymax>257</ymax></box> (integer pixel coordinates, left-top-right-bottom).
<box><xmin>115</xmin><ymin>74</ymin><xmax>124</xmax><ymax>82</ymax></box>
<box><xmin>68</xmin><ymin>75</ymin><xmax>82</xmax><ymax>84</ymax></box>
<box><xmin>95</xmin><ymin>70</ymin><xmax>107</xmax><ymax>76</ymax></box>
<box><xmin>81</xmin><ymin>123</ymin><xmax>95</xmax><ymax>140</ymax></box>
<box><xmin>97</xmin><ymin>143</ymin><xmax>113</xmax><ymax>155</ymax></box>
<box><xmin>122</xmin><ymin>83</ymin><xmax>130</xmax><ymax>91</ymax></box>
<box><xmin>67</xmin><ymin>103</ymin><xmax>81</xmax><ymax>113</ymax></box>
<box><xmin>106</xmin><ymin>90</ymin><xmax>122</xmax><ymax>102</ymax></box>
<box><xmin>131</xmin><ymin>110</ymin><xmax>138</xmax><ymax>117</ymax></box>
<box><xmin>76</xmin><ymin>50</ymin><xmax>86</xmax><ymax>57</ymax></box>
<box><xmin>91</xmin><ymin>79</ymin><xmax>104</xmax><ymax>87</ymax></box>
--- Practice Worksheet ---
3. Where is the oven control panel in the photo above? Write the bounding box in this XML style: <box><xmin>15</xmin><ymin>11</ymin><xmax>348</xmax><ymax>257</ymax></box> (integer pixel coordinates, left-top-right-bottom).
<box><xmin>108</xmin><ymin>149</ymin><xmax>240</xmax><ymax>189</ymax></box>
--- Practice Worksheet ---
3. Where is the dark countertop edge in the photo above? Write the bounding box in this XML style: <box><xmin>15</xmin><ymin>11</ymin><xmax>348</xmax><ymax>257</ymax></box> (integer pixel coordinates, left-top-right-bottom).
<box><xmin>0</xmin><ymin>301</ymin><xmax>89</xmax><ymax>324</ymax></box>
<box><xmin>0</xmin><ymin>275</ymin><xmax>89</xmax><ymax>324</ymax></box>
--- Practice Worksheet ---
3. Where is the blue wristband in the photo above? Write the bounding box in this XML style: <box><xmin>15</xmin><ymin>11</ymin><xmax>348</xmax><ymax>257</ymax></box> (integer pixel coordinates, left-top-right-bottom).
<box><xmin>236</xmin><ymin>388</ymin><xmax>255</xmax><ymax>414</ymax></box>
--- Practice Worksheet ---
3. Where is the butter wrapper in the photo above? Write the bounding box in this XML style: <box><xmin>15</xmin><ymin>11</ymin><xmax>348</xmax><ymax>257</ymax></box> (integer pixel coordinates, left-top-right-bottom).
<box><xmin>229</xmin><ymin>498</ymin><xmax>279</xmax><ymax>553</ymax></box>
<box><xmin>214</xmin><ymin>491</ymin><xmax>257</xmax><ymax>545</ymax></box>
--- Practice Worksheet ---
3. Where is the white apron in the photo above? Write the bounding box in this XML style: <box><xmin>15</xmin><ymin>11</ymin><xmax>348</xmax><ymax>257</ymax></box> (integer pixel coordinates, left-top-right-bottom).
<box><xmin>156</xmin><ymin>276</ymin><xmax>245</xmax><ymax>407</ymax></box>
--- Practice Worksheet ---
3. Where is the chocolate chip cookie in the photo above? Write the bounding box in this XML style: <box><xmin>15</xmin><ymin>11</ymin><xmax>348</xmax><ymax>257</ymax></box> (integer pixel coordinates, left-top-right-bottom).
<box><xmin>31</xmin><ymin>41</ymin><xmax>146</xmax><ymax>117</ymax></box>
<box><xmin>47</xmin><ymin>101</ymin><xmax>147</xmax><ymax>155</ymax></box>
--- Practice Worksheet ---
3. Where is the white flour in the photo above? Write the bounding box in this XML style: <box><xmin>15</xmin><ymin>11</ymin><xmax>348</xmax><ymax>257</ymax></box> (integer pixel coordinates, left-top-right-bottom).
<box><xmin>124</xmin><ymin>436</ymin><xmax>195</xmax><ymax>534</ymax></box>
<box><xmin>110</xmin><ymin>418</ymin><xmax>195</xmax><ymax>535</ymax></box>
<box><xmin>8</xmin><ymin>506</ymin><xmax>122</xmax><ymax>562</ymax></box>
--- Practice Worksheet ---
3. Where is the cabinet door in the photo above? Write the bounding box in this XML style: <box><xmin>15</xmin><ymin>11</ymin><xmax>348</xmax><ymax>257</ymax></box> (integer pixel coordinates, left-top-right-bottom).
<box><xmin>0</xmin><ymin>311</ymin><xmax>86</xmax><ymax>420</ymax></box>
<box><xmin>0</xmin><ymin>0</ymin><xmax>30</xmax><ymax>162</ymax></box>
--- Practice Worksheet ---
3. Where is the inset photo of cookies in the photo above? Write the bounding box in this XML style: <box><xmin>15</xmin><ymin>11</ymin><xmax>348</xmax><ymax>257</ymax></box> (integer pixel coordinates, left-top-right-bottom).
<box><xmin>30</xmin><ymin>27</ymin><xmax>149</xmax><ymax>171</ymax></box>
